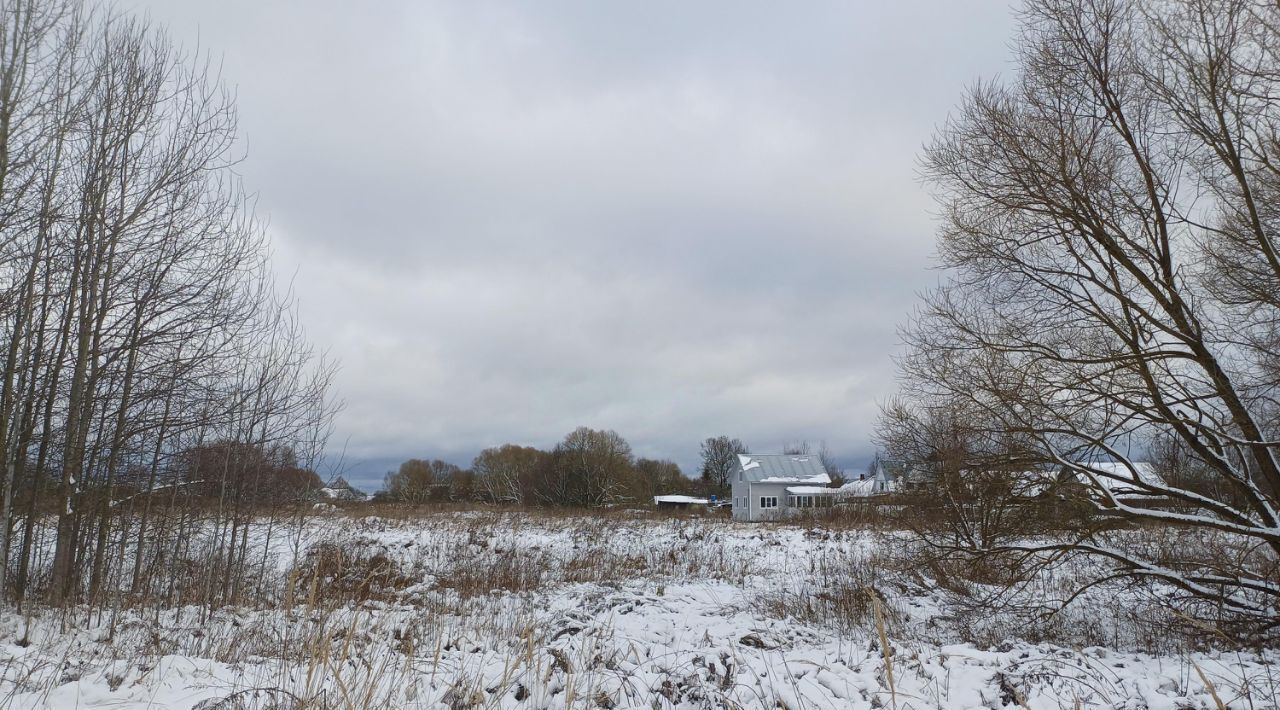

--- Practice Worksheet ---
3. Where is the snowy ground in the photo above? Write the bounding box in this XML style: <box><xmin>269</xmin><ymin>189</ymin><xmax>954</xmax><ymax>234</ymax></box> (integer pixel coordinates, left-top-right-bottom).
<box><xmin>0</xmin><ymin>511</ymin><xmax>1275</xmax><ymax>708</ymax></box>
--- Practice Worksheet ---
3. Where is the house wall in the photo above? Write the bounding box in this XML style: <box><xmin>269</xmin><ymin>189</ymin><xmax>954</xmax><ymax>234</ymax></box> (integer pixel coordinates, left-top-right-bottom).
<box><xmin>744</xmin><ymin>482</ymin><xmax>792</xmax><ymax>521</ymax></box>
<box><xmin>731</xmin><ymin>473</ymin><xmax>750</xmax><ymax>521</ymax></box>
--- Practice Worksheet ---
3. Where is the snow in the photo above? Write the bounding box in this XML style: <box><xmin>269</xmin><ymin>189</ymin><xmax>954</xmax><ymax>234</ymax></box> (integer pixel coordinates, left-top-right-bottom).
<box><xmin>836</xmin><ymin>478</ymin><xmax>890</xmax><ymax>497</ymax></box>
<box><xmin>738</xmin><ymin>454</ymin><xmax>761</xmax><ymax>471</ymax></box>
<box><xmin>0</xmin><ymin>513</ymin><xmax>1274</xmax><ymax>708</ymax></box>
<box><xmin>758</xmin><ymin>474</ymin><xmax>830</xmax><ymax>484</ymax></box>
<box><xmin>1072</xmin><ymin>461</ymin><xmax>1167</xmax><ymax>495</ymax></box>
<box><xmin>314</xmin><ymin>477</ymin><xmax>370</xmax><ymax>502</ymax></box>
<box><xmin>317</xmin><ymin>486</ymin><xmax>368</xmax><ymax>500</ymax></box>
<box><xmin>784</xmin><ymin>486</ymin><xmax>834</xmax><ymax>495</ymax></box>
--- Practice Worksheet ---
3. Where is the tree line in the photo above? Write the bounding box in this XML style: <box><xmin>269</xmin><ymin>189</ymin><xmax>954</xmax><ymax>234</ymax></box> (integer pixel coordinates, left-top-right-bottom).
<box><xmin>381</xmin><ymin>432</ymin><xmax>843</xmax><ymax>507</ymax></box>
<box><xmin>0</xmin><ymin>0</ymin><xmax>337</xmax><ymax>608</ymax></box>
<box><xmin>383</xmin><ymin>427</ymin><xmax>691</xmax><ymax>507</ymax></box>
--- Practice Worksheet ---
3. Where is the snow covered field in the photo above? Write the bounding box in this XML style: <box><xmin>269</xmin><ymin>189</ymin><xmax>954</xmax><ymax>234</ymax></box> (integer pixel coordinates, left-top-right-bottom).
<box><xmin>0</xmin><ymin>511</ymin><xmax>1275</xmax><ymax>708</ymax></box>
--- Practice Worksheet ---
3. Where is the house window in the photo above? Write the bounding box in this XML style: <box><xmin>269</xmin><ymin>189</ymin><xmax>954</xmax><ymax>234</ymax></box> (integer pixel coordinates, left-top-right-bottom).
<box><xmin>760</xmin><ymin>496</ymin><xmax>778</xmax><ymax>509</ymax></box>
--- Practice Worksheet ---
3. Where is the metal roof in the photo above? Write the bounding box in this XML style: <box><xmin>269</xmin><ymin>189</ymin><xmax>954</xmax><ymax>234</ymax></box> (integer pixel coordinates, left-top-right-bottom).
<box><xmin>736</xmin><ymin>454</ymin><xmax>832</xmax><ymax>484</ymax></box>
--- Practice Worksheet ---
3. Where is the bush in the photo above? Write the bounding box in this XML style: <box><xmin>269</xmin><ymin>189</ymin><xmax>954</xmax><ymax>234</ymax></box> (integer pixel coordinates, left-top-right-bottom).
<box><xmin>289</xmin><ymin>542</ymin><xmax>413</xmax><ymax>605</ymax></box>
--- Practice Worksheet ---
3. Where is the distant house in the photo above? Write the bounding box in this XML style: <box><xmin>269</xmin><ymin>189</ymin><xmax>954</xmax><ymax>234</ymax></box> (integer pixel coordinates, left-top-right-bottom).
<box><xmin>730</xmin><ymin>454</ymin><xmax>833</xmax><ymax>521</ymax></box>
<box><xmin>834</xmin><ymin>464</ymin><xmax>895</xmax><ymax>499</ymax></box>
<box><xmin>1053</xmin><ymin>461</ymin><xmax>1169</xmax><ymax>507</ymax></box>
<box><xmin>865</xmin><ymin>459</ymin><xmax>1171</xmax><ymax>509</ymax></box>
<box><xmin>316</xmin><ymin>476</ymin><xmax>369</xmax><ymax>503</ymax></box>
<box><xmin>653</xmin><ymin>494</ymin><xmax>709</xmax><ymax>510</ymax></box>
<box><xmin>880</xmin><ymin>459</ymin><xmax>937</xmax><ymax>492</ymax></box>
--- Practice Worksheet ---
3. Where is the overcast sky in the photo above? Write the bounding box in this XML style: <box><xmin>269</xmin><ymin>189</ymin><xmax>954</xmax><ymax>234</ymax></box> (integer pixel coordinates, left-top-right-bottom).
<box><xmin>129</xmin><ymin>1</ymin><xmax>1017</xmax><ymax>490</ymax></box>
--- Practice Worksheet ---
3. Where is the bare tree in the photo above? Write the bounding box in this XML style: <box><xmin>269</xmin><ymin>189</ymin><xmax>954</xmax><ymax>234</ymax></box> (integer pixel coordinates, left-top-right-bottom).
<box><xmin>633</xmin><ymin>458</ymin><xmax>685</xmax><ymax>501</ymax></box>
<box><xmin>0</xmin><ymin>0</ymin><xmax>337</xmax><ymax>608</ymax></box>
<box><xmin>542</xmin><ymin>427</ymin><xmax>633</xmax><ymax>507</ymax></box>
<box><xmin>0</xmin><ymin>0</ymin><xmax>81</xmax><ymax>601</ymax></box>
<box><xmin>383</xmin><ymin>459</ymin><xmax>438</xmax><ymax>504</ymax></box>
<box><xmin>889</xmin><ymin>0</ymin><xmax>1280</xmax><ymax>638</ymax></box>
<box><xmin>473</xmin><ymin>444</ymin><xmax>544</xmax><ymax>505</ymax></box>
<box><xmin>699</xmin><ymin>436</ymin><xmax>747</xmax><ymax>495</ymax></box>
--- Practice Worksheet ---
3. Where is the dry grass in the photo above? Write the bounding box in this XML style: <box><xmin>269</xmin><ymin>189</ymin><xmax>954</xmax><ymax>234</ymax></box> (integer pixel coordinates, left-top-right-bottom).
<box><xmin>290</xmin><ymin>542</ymin><xmax>416</xmax><ymax>605</ymax></box>
<box><xmin>2</xmin><ymin>508</ymin><xmax>1274</xmax><ymax>709</ymax></box>
<box><xmin>755</xmin><ymin>540</ymin><xmax>904</xmax><ymax>633</ymax></box>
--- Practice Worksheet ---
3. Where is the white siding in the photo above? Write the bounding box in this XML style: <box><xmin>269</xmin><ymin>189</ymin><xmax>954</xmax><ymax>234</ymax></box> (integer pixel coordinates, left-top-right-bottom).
<box><xmin>731</xmin><ymin>476</ymin><xmax>750</xmax><ymax>521</ymax></box>
<box><xmin>744</xmin><ymin>482</ymin><xmax>792</xmax><ymax>521</ymax></box>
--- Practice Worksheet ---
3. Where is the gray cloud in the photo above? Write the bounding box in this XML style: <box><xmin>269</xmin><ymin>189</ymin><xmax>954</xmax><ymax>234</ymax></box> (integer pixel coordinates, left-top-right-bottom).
<box><xmin>129</xmin><ymin>0</ymin><xmax>1017</xmax><ymax>488</ymax></box>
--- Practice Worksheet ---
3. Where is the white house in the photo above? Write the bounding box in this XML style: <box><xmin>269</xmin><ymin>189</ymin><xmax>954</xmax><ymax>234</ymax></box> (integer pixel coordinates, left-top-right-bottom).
<box><xmin>730</xmin><ymin>454</ymin><xmax>833</xmax><ymax>521</ymax></box>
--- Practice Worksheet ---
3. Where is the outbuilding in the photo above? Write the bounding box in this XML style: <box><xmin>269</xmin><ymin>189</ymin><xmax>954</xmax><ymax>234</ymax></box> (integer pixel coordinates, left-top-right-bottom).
<box><xmin>653</xmin><ymin>494</ymin><xmax>710</xmax><ymax>510</ymax></box>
